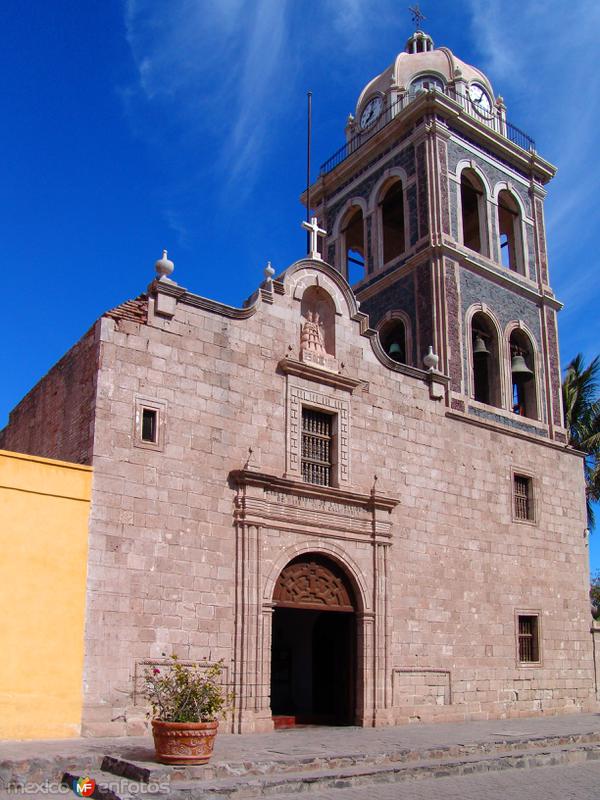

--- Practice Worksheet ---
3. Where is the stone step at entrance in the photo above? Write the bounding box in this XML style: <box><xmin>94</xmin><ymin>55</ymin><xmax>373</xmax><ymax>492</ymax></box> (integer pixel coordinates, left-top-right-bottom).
<box><xmin>100</xmin><ymin>730</ymin><xmax>600</xmax><ymax>783</ymax></box>
<box><xmin>88</xmin><ymin>733</ymin><xmax>600</xmax><ymax>800</ymax></box>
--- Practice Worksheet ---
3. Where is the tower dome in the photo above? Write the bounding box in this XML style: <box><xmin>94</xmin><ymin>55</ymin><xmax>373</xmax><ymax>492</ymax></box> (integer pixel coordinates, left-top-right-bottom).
<box><xmin>354</xmin><ymin>31</ymin><xmax>496</xmax><ymax>127</ymax></box>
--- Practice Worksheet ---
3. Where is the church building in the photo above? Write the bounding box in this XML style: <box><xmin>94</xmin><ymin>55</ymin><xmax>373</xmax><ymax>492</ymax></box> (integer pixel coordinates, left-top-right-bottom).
<box><xmin>1</xmin><ymin>28</ymin><xmax>597</xmax><ymax>736</ymax></box>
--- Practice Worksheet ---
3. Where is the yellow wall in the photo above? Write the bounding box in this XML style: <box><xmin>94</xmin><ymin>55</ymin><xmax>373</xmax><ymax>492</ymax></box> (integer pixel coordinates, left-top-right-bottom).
<box><xmin>0</xmin><ymin>449</ymin><xmax>92</xmax><ymax>739</ymax></box>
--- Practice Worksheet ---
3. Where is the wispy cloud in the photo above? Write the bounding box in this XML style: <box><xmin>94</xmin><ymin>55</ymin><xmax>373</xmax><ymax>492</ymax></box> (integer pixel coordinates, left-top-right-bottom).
<box><xmin>122</xmin><ymin>0</ymin><xmax>293</xmax><ymax>228</ymax></box>
<box><xmin>465</xmin><ymin>0</ymin><xmax>600</xmax><ymax>312</ymax></box>
<box><xmin>223</xmin><ymin>0</ymin><xmax>289</xmax><ymax>187</ymax></box>
<box><xmin>326</xmin><ymin>0</ymin><xmax>366</xmax><ymax>42</ymax></box>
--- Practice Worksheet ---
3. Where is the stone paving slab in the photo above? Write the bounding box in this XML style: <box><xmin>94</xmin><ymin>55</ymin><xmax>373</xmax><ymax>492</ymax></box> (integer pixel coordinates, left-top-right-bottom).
<box><xmin>162</xmin><ymin>743</ymin><xmax>600</xmax><ymax>799</ymax></box>
<box><xmin>264</xmin><ymin>760</ymin><xmax>600</xmax><ymax>800</ymax></box>
<box><xmin>1</xmin><ymin>713</ymin><xmax>600</xmax><ymax>791</ymax></box>
<box><xmin>1</xmin><ymin>712</ymin><xmax>600</xmax><ymax>770</ymax></box>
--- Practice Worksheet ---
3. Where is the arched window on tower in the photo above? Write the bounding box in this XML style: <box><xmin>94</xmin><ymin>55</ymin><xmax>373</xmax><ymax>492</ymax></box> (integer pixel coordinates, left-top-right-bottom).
<box><xmin>471</xmin><ymin>312</ymin><xmax>501</xmax><ymax>407</ymax></box>
<box><xmin>497</xmin><ymin>190</ymin><xmax>524</xmax><ymax>273</ymax></box>
<box><xmin>509</xmin><ymin>329</ymin><xmax>538</xmax><ymax>419</ymax></box>
<box><xmin>381</xmin><ymin>181</ymin><xmax>406</xmax><ymax>264</ymax></box>
<box><xmin>379</xmin><ymin>317</ymin><xmax>409</xmax><ymax>365</ymax></box>
<box><xmin>460</xmin><ymin>170</ymin><xmax>487</xmax><ymax>255</ymax></box>
<box><xmin>409</xmin><ymin>74</ymin><xmax>445</xmax><ymax>97</ymax></box>
<box><xmin>342</xmin><ymin>206</ymin><xmax>365</xmax><ymax>284</ymax></box>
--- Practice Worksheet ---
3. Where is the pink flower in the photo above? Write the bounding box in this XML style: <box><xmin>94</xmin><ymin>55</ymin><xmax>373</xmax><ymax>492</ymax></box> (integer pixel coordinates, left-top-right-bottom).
<box><xmin>153</xmin><ymin>668</ymin><xmax>160</xmax><ymax>675</ymax></box>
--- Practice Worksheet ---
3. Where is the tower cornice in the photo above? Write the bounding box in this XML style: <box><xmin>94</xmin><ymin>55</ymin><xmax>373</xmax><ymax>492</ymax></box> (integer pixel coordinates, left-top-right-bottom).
<box><xmin>304</xmin><ymin>92</ymin><xmax>555</xmax><ymax>210</ymax></box>
<box><xmin>354</xmin><ymin>241</ymin><xmax>563</xmax><ymax>312</ymax></box>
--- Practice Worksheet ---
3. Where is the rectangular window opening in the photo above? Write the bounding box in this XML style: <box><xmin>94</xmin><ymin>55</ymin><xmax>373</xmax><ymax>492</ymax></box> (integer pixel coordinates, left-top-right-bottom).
<box><xmin>518</xmin><ymin>614</ymin><xmax>540</xmax><ymax>663</ymax></box>
<box><xmin>141</xmin><ymin>408</ymin><xmax>158</xmax><ymax>443</ymax></box>
<box><xmin>513</xmin><ymin>474</ymin><xmax>533</xmax><ymax>521</ymax></box>
<box><xmin>301</xmin><ymin>408</ymin><xmax>333</xmax><ymax>487</ymax></box>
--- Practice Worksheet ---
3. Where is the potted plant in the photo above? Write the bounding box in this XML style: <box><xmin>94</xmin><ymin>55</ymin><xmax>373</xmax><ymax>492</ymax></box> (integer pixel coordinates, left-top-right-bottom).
<box><xmin>143</xmin><ymin>655</ymin><xmax>229</xmax><ymax>765</ymax></box>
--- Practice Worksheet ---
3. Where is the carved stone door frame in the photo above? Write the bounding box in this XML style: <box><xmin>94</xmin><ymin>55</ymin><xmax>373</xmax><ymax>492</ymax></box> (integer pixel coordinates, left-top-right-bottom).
<box><xmin>230</xmin><ymin>468</ymin><xmax>398</xmax><ymax>733</ymax></box>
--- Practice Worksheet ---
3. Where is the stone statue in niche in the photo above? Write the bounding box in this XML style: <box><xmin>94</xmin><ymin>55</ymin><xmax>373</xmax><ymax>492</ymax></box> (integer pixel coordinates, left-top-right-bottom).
<box><xmin>299</xmin><ymin>286</ymin><xmax>338</xmax><ymax>372</ymax></box>
<box><xmin>300</xmin><ymin>311</ymin><xmax>326</xmax><ymax>356</ymax></box>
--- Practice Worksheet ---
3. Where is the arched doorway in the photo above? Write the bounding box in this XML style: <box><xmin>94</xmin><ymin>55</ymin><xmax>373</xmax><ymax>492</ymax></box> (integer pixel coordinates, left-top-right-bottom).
<box><xmin>270</xmin><ymin>554</ymin><xmax>357</xmax><ymax>727</ymax></box>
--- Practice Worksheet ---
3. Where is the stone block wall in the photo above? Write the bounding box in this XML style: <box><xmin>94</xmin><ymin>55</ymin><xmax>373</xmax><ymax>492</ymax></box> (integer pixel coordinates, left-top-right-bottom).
<box><xmin>0</xmin><ymin>258</ymin><xmax>591</xmax><ymax>735</ymax></box>
<box><xmin>71</xmin><ymin>260</ymin><xmax>594</xmax><ymax>735</ymax></box>
<box><xmin>0</xmin><ymin>324</ymin><xmax>99</xmax><ymax>465</ymax></box>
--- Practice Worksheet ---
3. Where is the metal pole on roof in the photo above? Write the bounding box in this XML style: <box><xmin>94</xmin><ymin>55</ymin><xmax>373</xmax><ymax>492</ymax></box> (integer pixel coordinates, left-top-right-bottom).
<box><xmin>306</xmin><ymin>91</ymin><xmax>312</xmax><ymax>255</ymax></box>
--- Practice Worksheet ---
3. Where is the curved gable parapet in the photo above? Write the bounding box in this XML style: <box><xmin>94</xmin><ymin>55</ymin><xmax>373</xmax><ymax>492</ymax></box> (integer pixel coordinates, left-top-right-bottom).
<box><xmin>283</xmin><ymin>258</ymin><xmax>363</xmax><ymax>322</ymax></box>
<box><xmin>148</xmin><ymin>277</ymin><xmax>262</xmax><ymax>321</ymax></box>
<box><xmin>281</xmin><ymin>259</ymin><xmax>441</xmax><ymax>383</ymax></box>
<box><xmin>368</xmin><ymin>328</ymin><xmax>432</xmax><ymax>379</ymax></box>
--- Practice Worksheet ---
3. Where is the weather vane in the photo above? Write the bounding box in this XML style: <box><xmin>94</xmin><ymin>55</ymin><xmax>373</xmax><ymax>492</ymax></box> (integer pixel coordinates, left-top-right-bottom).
<box><xmin>409</xmin><ymin>4</ymin><xmax>426</xmax><ymax>31</ymax></box>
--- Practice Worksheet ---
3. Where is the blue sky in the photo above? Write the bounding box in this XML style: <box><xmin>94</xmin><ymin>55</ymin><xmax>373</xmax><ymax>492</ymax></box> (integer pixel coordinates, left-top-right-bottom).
<box><xmin>2</xmin><ymin>1</ymin><xmax>599</xmax><ymax>567</ymax></box>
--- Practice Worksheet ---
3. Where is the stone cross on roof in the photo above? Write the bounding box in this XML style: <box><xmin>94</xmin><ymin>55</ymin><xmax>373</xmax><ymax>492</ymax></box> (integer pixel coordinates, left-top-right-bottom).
<box><xmin>302</xmin><ymin>216</ymin><xmax>327</xmax><ymax>261</ymax></box>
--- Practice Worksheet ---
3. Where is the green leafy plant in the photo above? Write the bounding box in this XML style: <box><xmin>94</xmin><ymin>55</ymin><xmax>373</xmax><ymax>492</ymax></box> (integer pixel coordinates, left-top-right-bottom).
<box><xmin>562</xmin><ymin>354</ymin><xmax>600</xmax><ymax>529</ymax></box>
<box><xmin>591</xmin><ymin>571</ymin><xmax>600</xmax><ymax>622</ymax></box>
<box><xmin>143</xmin><ymin>655</ymin><xmax>229</xmax><ymax>723</ymax></box>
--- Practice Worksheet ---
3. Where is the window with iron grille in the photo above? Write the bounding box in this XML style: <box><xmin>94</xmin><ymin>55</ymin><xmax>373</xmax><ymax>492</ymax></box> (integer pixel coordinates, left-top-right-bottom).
<box><xmin>301</xmin><ymin>408</ymin><xmax>333</xmax><ymax>486</ymax></box>
<box><xmin>513</xmin><ymin>474</ymin><xmax>533</xmax><ymax>521</ymax></box>
<box><xmin>518</xmin><ymin>614</ymin><xmax>540</xmax><ymax>663</ymax></box>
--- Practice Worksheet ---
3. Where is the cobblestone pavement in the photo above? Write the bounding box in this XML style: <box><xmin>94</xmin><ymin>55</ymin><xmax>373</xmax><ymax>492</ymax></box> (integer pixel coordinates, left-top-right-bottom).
<box><xmin>268</xmin><ymin>761</ymin><xmax>600</xmax><ymax>800</ymax></box>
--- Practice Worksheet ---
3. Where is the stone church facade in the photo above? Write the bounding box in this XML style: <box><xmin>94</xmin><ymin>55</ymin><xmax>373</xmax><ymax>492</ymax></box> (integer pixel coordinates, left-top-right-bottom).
<box><xmin>1</xmin><ymin>30</ymin><xmax>597</xmax><ymax>736</ymax></box>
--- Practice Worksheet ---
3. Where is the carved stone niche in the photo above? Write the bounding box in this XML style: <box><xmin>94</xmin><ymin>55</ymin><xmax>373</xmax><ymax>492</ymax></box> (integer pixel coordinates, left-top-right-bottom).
<box><xmin>300</xmin><ymin>286</ymin><xmax>338</xmax><ymax>372</ymax></box>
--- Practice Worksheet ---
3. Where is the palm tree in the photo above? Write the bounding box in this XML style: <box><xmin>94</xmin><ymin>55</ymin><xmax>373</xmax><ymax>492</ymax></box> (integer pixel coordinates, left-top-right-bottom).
<box><xmin>562</xmin><ymin>354</ymin><xmax>600</xmax><ymax>528</ymax></box>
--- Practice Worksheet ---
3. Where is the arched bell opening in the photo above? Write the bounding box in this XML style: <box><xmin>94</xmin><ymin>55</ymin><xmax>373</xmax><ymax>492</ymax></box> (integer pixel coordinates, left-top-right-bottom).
<box><xmin>471</xmin><ymin>312</ymin><xmax>502</xmax><ymax>408</ymax></box>
<box><xmin>379</xmin><ymin>317</ymin><xmax>408</xmax><ymax>364</ymax></box>
<box><xmin>460</xmin><ymin>169</ymin><xmax>488</xmax><ymax>256</ymax></box>
<box><xmin>380</xmin><ymin>180</ymin><xmax>406</xmax><ymax>265</ymax></box>
<box><xmin>270</xmin><ymin>554</ymin><xmax>359</xmax><ymax>727</ymax></box>
<box><xmin>498</xmin><ymin>190</ymin><xmax>524</xmax><ymax>274</ymax></box>
<box><xmin>510</xmin><ymin>329</ymin><xmax>538</xmax><ymax>419</ymax></box>
<box><xmin>342</xmin><ymin>206</ymin><xmax>366</xmax><ymax>285</ymax></box>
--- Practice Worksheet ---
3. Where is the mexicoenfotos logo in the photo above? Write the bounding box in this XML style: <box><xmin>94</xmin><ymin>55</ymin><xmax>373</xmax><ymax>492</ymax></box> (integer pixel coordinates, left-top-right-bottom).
<box><xmin>71</xmin><ymin>777</ymin><xmax>96</xmax><ymax>797</ymax></box>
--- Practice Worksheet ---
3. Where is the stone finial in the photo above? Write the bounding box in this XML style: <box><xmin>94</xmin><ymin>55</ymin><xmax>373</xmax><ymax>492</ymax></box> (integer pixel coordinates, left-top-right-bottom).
<box><xmin>423</xmin><ymin>345</ymin><xmax>439</xmax><ymax>372</ymax></box>
<box><xmin>155</xmin><ymin>249</ymin><xmax>174</xmax><ymax>280</ymax></box>
<box><xmin>264</xmin><ymin>261</ymin><xmax>275</xmax><ymax>281</ymax></box>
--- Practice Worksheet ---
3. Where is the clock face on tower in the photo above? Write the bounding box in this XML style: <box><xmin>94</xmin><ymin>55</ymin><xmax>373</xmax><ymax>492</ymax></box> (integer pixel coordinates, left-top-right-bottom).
<box><xmin>469</xmin><ymin>82</ymin><xmax>493</xmax><ymax>116</ymax></box>
<box><xmin>360</xmin><ymin>96</ymin><xmax>383</xmax><ymax>129</ymax></box>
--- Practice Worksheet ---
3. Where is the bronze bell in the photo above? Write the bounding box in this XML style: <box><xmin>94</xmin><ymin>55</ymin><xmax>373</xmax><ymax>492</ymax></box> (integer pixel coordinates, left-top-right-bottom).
<box><xmin>473</xmin><ymin>334</ymin><xmax>489</xmax><ymax>356</ymax></box>
<box><xmin>511</xmin><ymin>352</ymin><xmax>533</xmax><ymax>382</ymax></box>
<box><xmin>388</xmin><ymin>342</ymin><xmax>403</xmax><ymax>361</ymax></box>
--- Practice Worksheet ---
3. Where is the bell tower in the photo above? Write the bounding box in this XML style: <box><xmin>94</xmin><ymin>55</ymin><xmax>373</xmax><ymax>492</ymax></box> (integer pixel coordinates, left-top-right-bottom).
<box><xmin>305</xmin><ymin>26</ymin><xmax>566</xmax><ymax>442</ymax></box>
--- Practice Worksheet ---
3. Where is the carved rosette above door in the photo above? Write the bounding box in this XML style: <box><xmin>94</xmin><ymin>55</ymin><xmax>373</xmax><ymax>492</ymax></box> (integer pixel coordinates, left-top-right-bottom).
<box><xmin>274</xmin><ymin>555</ymin><xmax>356</xmax><ymax>612</ymax></box>
<box><xmin>229</xmin><ymin>468</ymin><xmax>398</xmax><ymax>733</ymax></box>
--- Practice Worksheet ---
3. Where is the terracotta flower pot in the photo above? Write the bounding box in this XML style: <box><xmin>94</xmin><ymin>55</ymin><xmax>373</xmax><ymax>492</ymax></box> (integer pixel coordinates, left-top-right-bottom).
<box><xmin>151</xmin><ymin>719</ymin><xmax>219</xmax><ymax>765</ymax></box>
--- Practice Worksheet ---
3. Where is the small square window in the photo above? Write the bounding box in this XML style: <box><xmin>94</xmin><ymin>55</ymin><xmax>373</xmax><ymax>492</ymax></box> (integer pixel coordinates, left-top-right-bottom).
<box><xmin>134</xmin><ymin>397</ymin><xmax>165</xmax><ymax>451</ymax></box>
<box><xmin>517</xmin><ymin>614</ymin><xmax>540</xmax><ymax>663</ymax></box>
<box><xmin>141</xmin><ymin>408</ymin><xmax>157</xmax><ymax>443</ymax></box>
<box><xmin>301</xmin><ymin>408</ymin><xmax>333</xmax><ymax>487</ymax></box>
<box><xmin>513</xmin><ymin>474</ymin><xmax>534</xmax><ymax>521</ymax></box>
